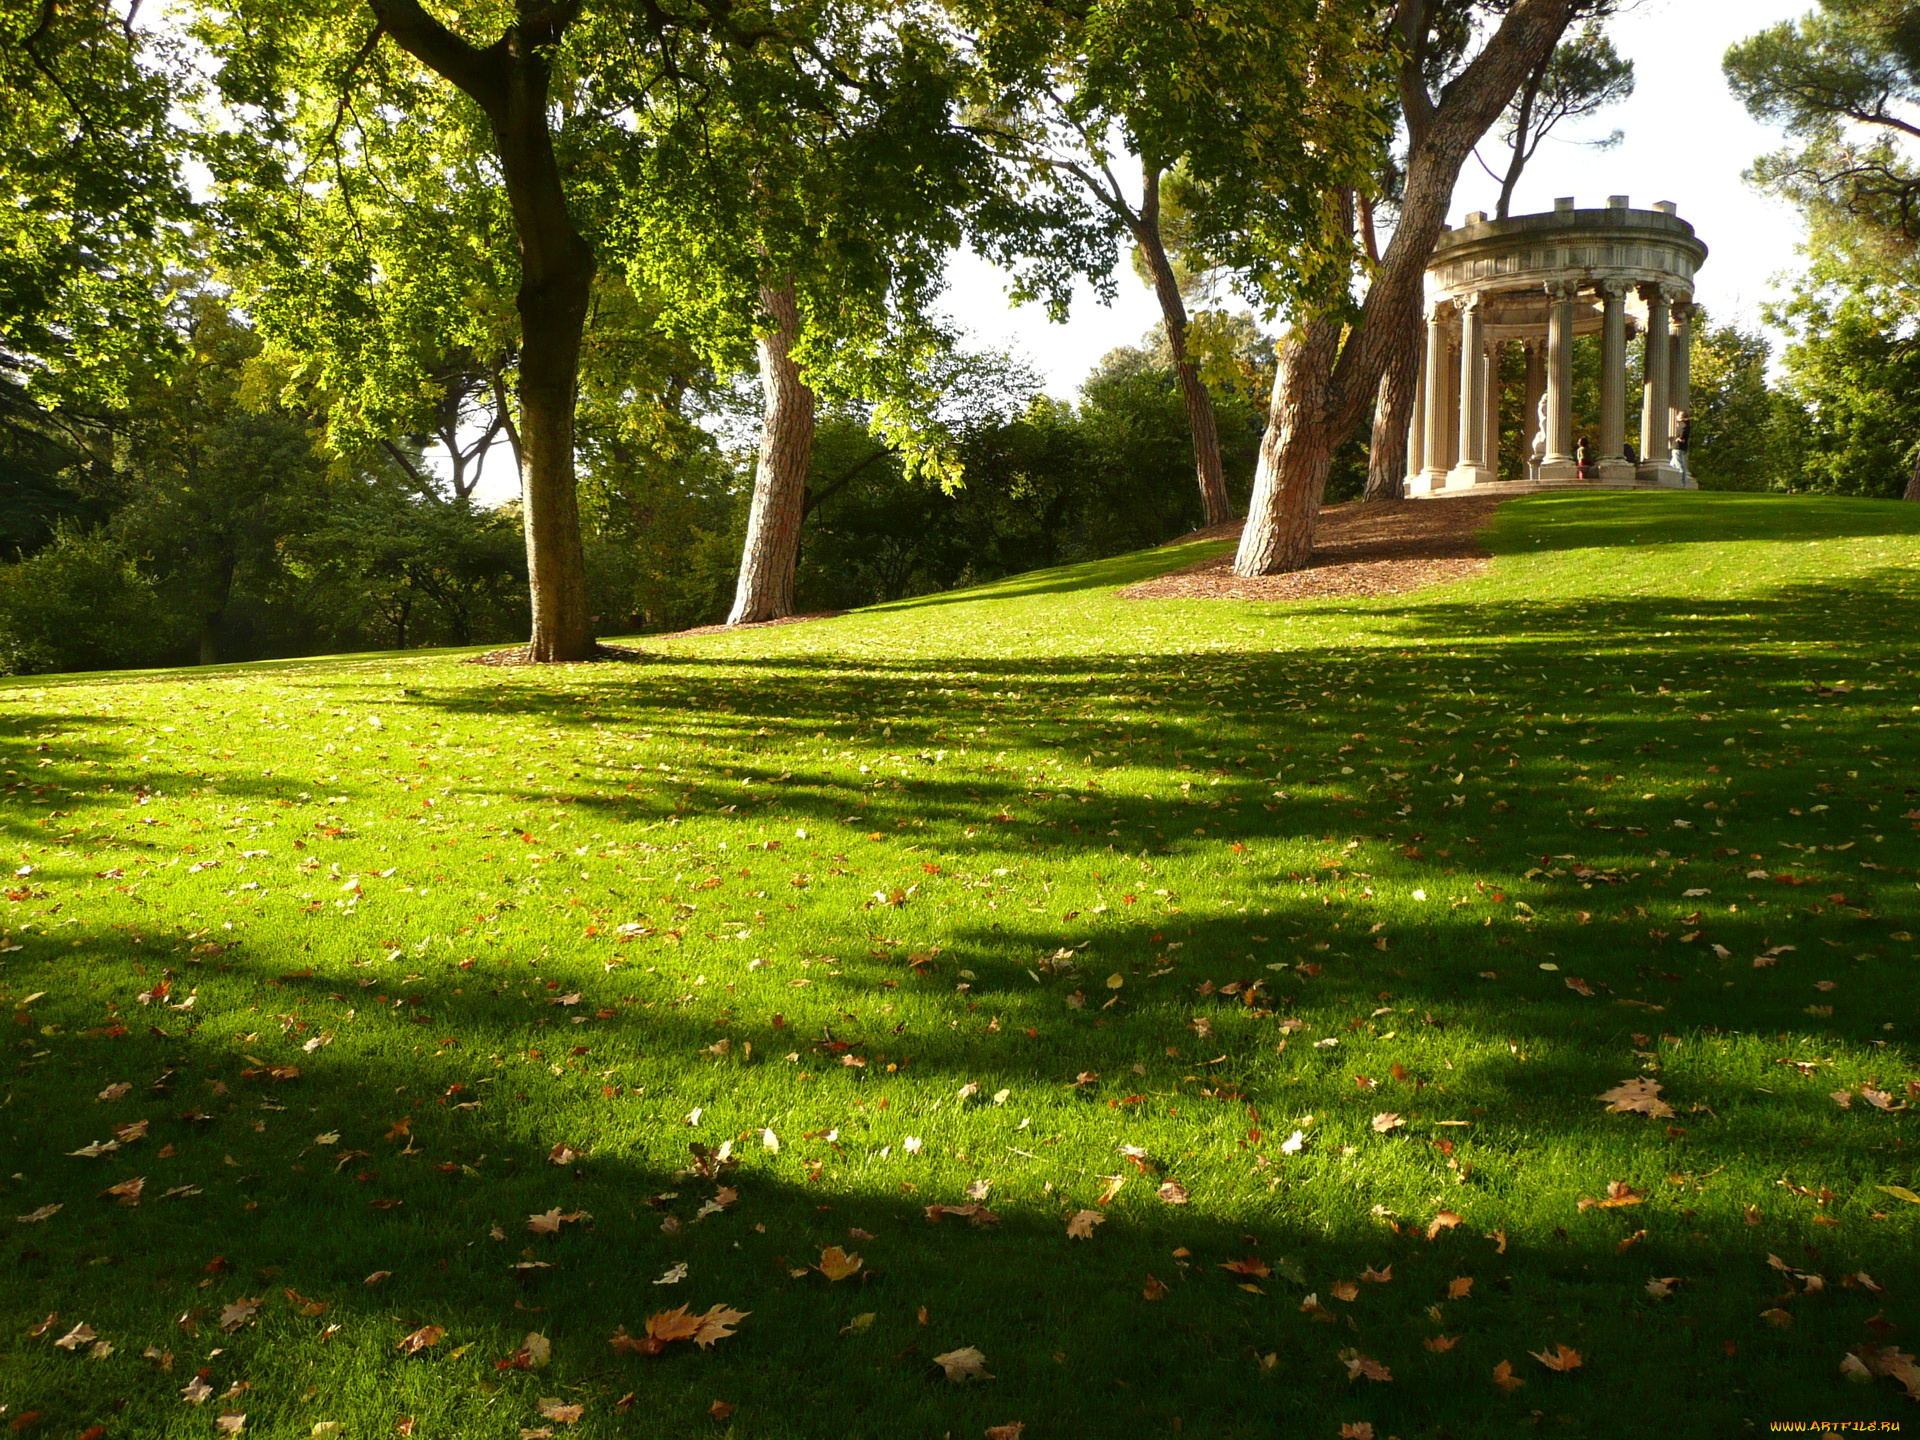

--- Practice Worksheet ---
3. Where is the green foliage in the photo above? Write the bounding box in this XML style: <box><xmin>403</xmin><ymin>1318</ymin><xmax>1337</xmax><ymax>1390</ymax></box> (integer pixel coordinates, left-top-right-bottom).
<box><xmin>1686</xmin><ymin>319</ymin><xmax>1796</xmax><ymax>492</ymax></box>
<box><xmin>0</xmin><ymin>523</ymin><xmax>172</xmax><ymax>674</ymax></box>
<box><xmin>0</xmin><ymin>0</ymin><xmax>195</xmax><ymax>398</ymax></box>
<box><xmin>1727</xmin><ymin>0</ymin><xmax>1920</xmax><ymax>276</ymax></box>
<box><xmin>794</xmin><ymin>331</ymin><xmax>1274</xmax><ymax>608</ymax></box>
<box><xmin>1770</xmin><ymin>265</ymin><xmax>1920</xmax><ymax>499</ymax></box>
<box><xmin>959</xmin><ymin>0</ymin><xmax>1394</xmax><ymax>320</ymax></box>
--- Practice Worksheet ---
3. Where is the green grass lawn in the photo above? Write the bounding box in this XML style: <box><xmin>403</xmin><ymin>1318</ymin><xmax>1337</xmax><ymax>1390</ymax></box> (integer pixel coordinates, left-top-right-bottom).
<box><xmin>2</xmin><ymin>490</ymin><xmax>1918</xmax><ymax>1439</ymax></box>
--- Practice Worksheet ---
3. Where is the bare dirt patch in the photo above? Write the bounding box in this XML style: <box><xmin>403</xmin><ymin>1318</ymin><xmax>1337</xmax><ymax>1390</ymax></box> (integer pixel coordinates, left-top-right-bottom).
<box><xmin>1121</xmin><ymin>492</ymin><xmax>1508</xmax><ymax>603</ymax></box>
<box><xmin>667</xmin><ymin>611</ymin><xmax>846</xmax><ymax>640</ymax></box>
<box><xmin>465</xmin><ymin>643</ymin><xmax>654</xmax><ymax>666</ymax></box>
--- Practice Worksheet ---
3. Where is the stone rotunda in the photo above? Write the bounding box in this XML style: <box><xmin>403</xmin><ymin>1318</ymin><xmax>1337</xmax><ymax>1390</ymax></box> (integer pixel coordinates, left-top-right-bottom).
<box><xmin>1405</xmin><ymin>195</ymin><xmax>1708</xmax><ymax>495</ymax></box>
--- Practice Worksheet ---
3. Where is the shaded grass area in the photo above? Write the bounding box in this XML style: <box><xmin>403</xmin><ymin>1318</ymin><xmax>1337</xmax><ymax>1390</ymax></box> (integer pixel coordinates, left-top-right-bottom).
<box><xmin>0</xmin><ymin>491</ymin><xmax>1916</xmax><ymax>1438</ymax></box>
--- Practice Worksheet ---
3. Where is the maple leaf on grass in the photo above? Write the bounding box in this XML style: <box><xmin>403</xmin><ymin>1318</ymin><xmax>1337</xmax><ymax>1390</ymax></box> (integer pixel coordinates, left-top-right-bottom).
<box><xmin>1529</xmin><ymin>1343</ymin><xmax>1583</xmax><ymax>1373</ymax></box>
<box><xmin>1596</xmin><ymin>1077</ymin><xmax>1674</xmax><ymax>1119</ymax></box>
<box><xmin>933</xmin><ymin>1346</ymin><xmax>992</xmax><ymax>1383</ymax></box>
<box><xmin>1491</xmin><ymin>1360</ymin><xmax>1525</xmax><ymax>1393</ymax></box>
<box><xmin>53</xmin><ymin>1322</ymin><xmax>98</xmax><ymax>1350</ymax></box>
<box><xmin>1370</xmin><ymin>1112</ymin><xmax>1404</xmax><ymax>1135</ymax></box>
<box><xmin>1155</xmin><ymin>1179</ymin><xmax>1189</xmax><ymax>1205</ymax></box>
<box><xmin>1220</xmin><ymin>1256</ymin><xmax>1269</xmax><ymax>1278</ymax></box>
<box><xmin>218</xmin><ymin>1300</ymin><xmax>260</xmax><ymax>1333</ymax></box>
<box><xmin>613</xmin><ymin>1305</ymin><xmax>747</xmax><ymax>1356</ymax></box>
<box><xmin>1424</xmin><ymin>1334</ymin><xmax>1460</xmax><ymax>1353</ymax></box>
<box><xmin>1142</xmin><ymin>1275</ymin><xmax>1169</xmax><ymax>1301</ymax></box>
<box><xmin>1065</xmin><ymin>1209</ymin><xmax>1104</xmax><ymax>1239</ymax></box>
<box><xmin>814</xmin><ymin>1246</ymin><xmax>863</xmax><ymax>1281</ymax></box>
<box><xmin>1425</xmin><ymin>1210</ymin><xmax>1463</xmax><ymax>1240</ymax></box>
<box><xmin>985</xmin><ymin>1425</ymin><xmax>1026</xmax><ymax>1440</ymax></box>
<box><xmin>1339</xmin><ymin>1426</ymin><xmax>1375</xmax><ymax>1440</ymax></box>
<box><xmin>1447</xmin><ymin>1276</ymin><xmax>1474</xmax><ymax>1299</ymax></box>
<box><xmin>536</xmin><ymin>1398</ymin><xmax>583</xmax><ymax>1423</ymax></box>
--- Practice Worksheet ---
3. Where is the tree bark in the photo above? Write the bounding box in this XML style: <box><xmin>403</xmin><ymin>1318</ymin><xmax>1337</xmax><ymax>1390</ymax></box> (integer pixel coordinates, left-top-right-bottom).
<box><xmin>1233</xmin><ymin>0</ymin><xmax>1573</xmax><ymax>577</ymax></box>
<box><xmin>728</xmin><ymin>281</ymin><xmax>816</xmax><ymax>625</ymax></box>
<box><xmin>370</xmin><ymin>1</ymin><xmax>597</xmax><ymax>661</ymax></box>
<box><xmin>1364</xmin><ymin>307</ymin><xmax>1423</xmax><ymax>501</ymax></box>
<box><xmin>1906</xmin><ymin>448</ymin><xmax>1920</xmax><ymax>502</ymax></box>
<box><xmin>1135</xmin><ymin>166</ymin><xmax>1234</xmax><ymax>527</ymax></box>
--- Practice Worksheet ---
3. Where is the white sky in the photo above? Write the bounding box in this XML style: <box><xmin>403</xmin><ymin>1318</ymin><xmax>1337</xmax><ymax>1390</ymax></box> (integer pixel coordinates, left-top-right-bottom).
<box><xmin>937</xmin><ymin>0</ymin><xmax>1816</xmax><ymax>399</ymax></box>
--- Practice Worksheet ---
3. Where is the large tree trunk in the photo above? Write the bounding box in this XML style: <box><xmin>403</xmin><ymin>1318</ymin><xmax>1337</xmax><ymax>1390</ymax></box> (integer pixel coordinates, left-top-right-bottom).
<box><xmin>1136</xmin><ymin>167</ymin><xmax>1233</xmax><ymax>527</ymax></box>
<box><xmin>1364</xmin><ymin>307</ymin><xmax>1423</xmax><ymax>501</ymax></box>
<box><xmin>728</xmin><ymin>281</ymin><xmax>816</xmax><ymax>625</ymax></box>
<box><xmin>1234</xmin><ymin>0</ymin><xmax>1573</xmax><ymax>577</ymax></box>
<box><xmin>373</xmin><ymin>2</ymin><xmax>597</xmax><ymax>662</ymax></box>
<box><xmin>1906</xmin><ymin>448</ymin><xmax>1920</xmax><ymax>502</ymax></box>
<box><xmin>1234</xmin><ymin>323</ymin><xmax>1345</xmax><ymax>573</ymax></box>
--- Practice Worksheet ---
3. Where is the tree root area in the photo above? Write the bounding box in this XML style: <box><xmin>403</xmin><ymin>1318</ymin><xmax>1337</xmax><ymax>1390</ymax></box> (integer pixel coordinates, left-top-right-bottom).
<box><xmin>1121</xmin><ymin>492</ymin><xmax>1507</xmax><ymax>602</ymax></box>
<box><xmin>465</xmin><ymin>642</ymin><xmax>654</xmax><ymax>666</ymax></box>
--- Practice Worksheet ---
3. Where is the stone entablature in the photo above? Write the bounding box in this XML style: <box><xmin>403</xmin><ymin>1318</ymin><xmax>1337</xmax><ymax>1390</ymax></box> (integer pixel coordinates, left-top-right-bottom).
<box><xmin>1427</xmin><ymin>199</ymin><xmax>1707</xmax><ymax>311</ymax></box>
<box><xmin>1406</xmin><ymin>196</ymin><xmax>1709</xmax><ymax>497</ymax></box>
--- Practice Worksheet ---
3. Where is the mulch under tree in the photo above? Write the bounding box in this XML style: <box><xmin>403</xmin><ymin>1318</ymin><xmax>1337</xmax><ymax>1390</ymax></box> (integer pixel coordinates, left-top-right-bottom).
<box><xmin>1120</xmin><ymin>491</ymin><xmax>1508</xmax><ymax>603</ymax></box>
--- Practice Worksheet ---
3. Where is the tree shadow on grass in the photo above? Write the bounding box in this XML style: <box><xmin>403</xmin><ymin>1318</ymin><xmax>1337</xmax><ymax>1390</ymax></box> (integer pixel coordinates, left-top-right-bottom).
<box><xmin>2</xmin><ymin>920</ymin><xmax>1915</xmax><ymax>1438</ymax></box>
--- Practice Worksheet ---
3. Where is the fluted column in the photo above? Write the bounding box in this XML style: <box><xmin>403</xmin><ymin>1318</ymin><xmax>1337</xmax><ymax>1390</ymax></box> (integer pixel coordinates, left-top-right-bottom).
<box><xmin>1406</xmin><ymin>323</ymin><xmax>1428</xmax><ymax>487</ymax></box>
<box><xmin>1421</xmin><ymin>304</ymin><xmax>1451</xmax><ymax>488</ymax></box>
<box><xmin>1639</xmin><ymin>282</ymin><xmax>1673</xmax><ymax>478</ymax></box>
<box><xmin>1670</xmin><ymin>299</ymin><xmax>1695</xmax><ymax>488</ymax></box>
<box><xmin>1540</xmin><ymin>281</ymin><xmax>1577</xmax><ymax>480</ymax></box>
<box><xmin>1449</xmin><ymin>297</ymin><xmax>1494</xmax><ymax>487</ymax></box>
<box><xmin>1597</xmin><ymin>279</ymin><xmax>1631</xmax><ymax>483</ymax></box>
<box><xmin>1483</xmin><ymin>340</ymin><xmax>1504</xmax><ymax>481</ymax></box>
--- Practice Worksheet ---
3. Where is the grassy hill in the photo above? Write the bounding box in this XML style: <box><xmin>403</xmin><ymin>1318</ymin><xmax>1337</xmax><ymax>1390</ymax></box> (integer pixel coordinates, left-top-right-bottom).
<box><xmin>2</xmin><ymin>491</ymin><xmax>1918</xmax><ymax>1438</ymax></box>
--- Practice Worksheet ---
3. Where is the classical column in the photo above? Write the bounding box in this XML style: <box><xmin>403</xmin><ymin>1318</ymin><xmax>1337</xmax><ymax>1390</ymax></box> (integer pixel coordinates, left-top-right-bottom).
<box><xmin>1597</xmin><ymin>279</ymin><xmax>1631</xmax><ymax>483</ymax></box>
<box><xmin>1449</xmin><ymin>297</ymin><xmax>1494</xmax><ymax>487</ymax></box>
<box><xmin>1421</xmin><ymin>304</ymin><xmax>1451</xmax><ymax>488</ymax></box>
<box><xmin>1539</xmin><ymin>281</ymin><xmax>1577</xmax><ymax>481</ymax></box>
<box><xmin>1405</xmin><ymin>322</ymin><xmax>1428</xmax><ymax>487</ymax></box>
<box><xmin>1639</xmin><ymin>282</ymin><xmax>1673</xmax><ymax>478</ymax></box>
<box><xmin>1670</xmin><ymin>299</ymin><xmax>1695</xmax><ymax>488</ymax></box>
<box><xmin>1440</xmin><ymin>338</ymin><xmax>1461</xmax><ymax>472</ymax></box>
<box><xmin>1483</xmin><ymin>340</ymin><xmax>1504</xmax><ymax>480</ymax></box>
<box><xmin>1523</xmin><ymin>339</ymin><xmax>1546</xmax><ymax>476</ymax></box>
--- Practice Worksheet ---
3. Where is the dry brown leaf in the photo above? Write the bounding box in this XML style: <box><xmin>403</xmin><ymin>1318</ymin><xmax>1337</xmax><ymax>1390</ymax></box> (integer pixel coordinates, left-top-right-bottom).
<box><xmin>1330</xmin><ymin>1280</ymin><xmax>1359</xmax><ymax>1302</ymax></box>
<box><xmin>1360</xmin><ymin>1265</ymin><xmax>1393</xmax><ymax>1284</ymax></box>
<box><xmin>814</xmin><ymin>1246</ymin><xmax>863</xmax><ymax>1281</ymax></box>
<box><xmin>396</xmin><ymin>1325</ymin><xmax>444</xmax><ymax>1356</ymax></box>
<box><xmin>1448</xmin><ymin>1276</ymin><xmax>1474</xmax><ymax>1299</ymax></box>
<box><xmin>1065</xmin><ymin>1209</ymin><xmax>1104</xmax><ymax>1239</ymax></box>
<box><xmin>985</xmin><ymin>1426</ymin><xmax>1025</xmax><ymax>1440</ymax></box>
<box><xmin>1340</xmin><ymin>1349</ymin><xmax>1392</xmax><ymax>1382</ymax></box>
<box><xmin>1491</xmin><ymin>1359</ymin><xmax>1525</xmax><ymax>1392</ymax></box>
<box><xmin>1156</xmin><ymin>1179</ymin><xmax>1190</xmax><ymax>1205</ymax></box>
<box><xmin>708</xmin><ymin>1401</ymin><xmax>734</xmax><ymax>1421</ymax></box>
<box><xmin>1221</xmin><ymin>1256</ymin><xmax>1270</xmax><ymax>1278</ymax></box>
<box><xmin>1423</xmin><ymin>1334</ymin><xmax>1460</xmax><ymax>1353</ymax></box>
<box><xmin>1596</xmin><ymin>1077</ymin><xmax>1674</xmax><ymax>1119</ymax></box>
<box><xmin>691</xmin><ymin>1305</ymin><xmax>747</xmax><ymax>1349</ymax></box>
<box><xmin>217</xmin><ymin>1300</ymin><xmax>260</xmax><ymax>1333</ymax></box>
<box><xmin>1142</xmin><ymin>1275</ymin><xmax>1168</xmax><ymax>1301</ymax></box>
<box><xmin>1577</xmin><ymin>1181</ymin><xmax>1645</xmax><ymax>1210</ymax></box>
<box><xmin>1425</xmin><ymin>1210</ymin><xmax>1463</xmax><ymax>1239</ymax></box>
<box><xmin>1339</xmin><ymin>1426</ymin><xmax>1375</xmax><ymax>1440</ymax></box>
<box><xmin>933</xmin><ymin>1346</ymin><xmax>991</xmax><ymax>1383</ymax></box>
<box><xmin>1529</xmin><ymin>1343</ymin><xmax>1583</xmax><ymax>1373</ymax></box>
<box><xmin>536</xmin><ymin>1399</ymin><xmax>583</xmax><ymax>1424</ymax></box>
<box><xmin>1371</xmin><ymin>1112</ymin><xmax>1404</xmax><ymax>1135</ymax></box>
